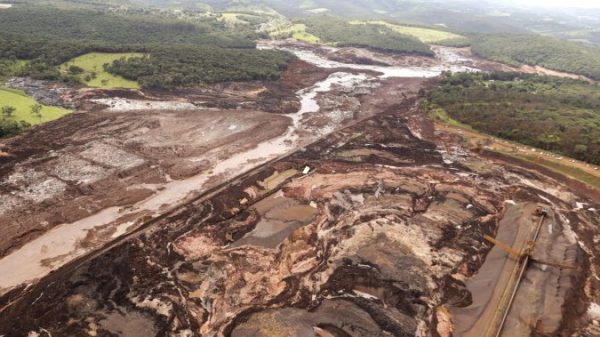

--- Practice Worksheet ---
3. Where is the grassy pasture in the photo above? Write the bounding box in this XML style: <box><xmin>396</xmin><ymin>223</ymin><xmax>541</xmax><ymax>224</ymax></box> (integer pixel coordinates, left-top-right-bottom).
<box><xmin>269</xmin><ymin>23</ymin><xmax>321</xmax><ymax>43</ymax></box>
<box><xmin>60</xmin><ymin>52</ymin><xmax>142</xmax><ymax>89</ymax></box>
<box><xmin>0</xmin><ymin>87</ymin><xmax>71</xmax><ymax>124</ymax></box>
<box><xmin>351</xmin><ymin>21</ymin><xmax>469</xmax><ymax>46</ymax></box>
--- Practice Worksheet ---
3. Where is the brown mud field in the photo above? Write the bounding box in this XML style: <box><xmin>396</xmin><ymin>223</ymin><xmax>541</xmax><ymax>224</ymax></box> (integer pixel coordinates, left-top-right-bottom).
<box><xmin>1</xmin><ymin>42</ymin><xmax>600</xmax><ymax>337</ymax></box>
<box><xmin>2</xmin><ymin>95</ymin><xmax>600</xmax><ymax>337</ymax></box>
<box><xmin>0</xmin><ymin>58</ymin><xmax>366</xmax><ymax>261</ymax></box>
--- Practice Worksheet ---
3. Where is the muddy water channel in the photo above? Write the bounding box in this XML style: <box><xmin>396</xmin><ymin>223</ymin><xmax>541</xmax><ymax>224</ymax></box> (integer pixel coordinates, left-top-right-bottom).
<box><xmin>0</xmin><ymin>44</ymin><xmax>482</xmax><ymax>295</ymax></box>
<box><xmin>259</xmin><ymin>41</ymin><xmax>478</xmax><ymax>77</ymax></box>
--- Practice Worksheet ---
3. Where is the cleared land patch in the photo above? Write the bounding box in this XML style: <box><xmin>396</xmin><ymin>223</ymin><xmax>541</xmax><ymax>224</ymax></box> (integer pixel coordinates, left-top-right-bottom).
<box><xmin>352</xmin><ymin>20</ymin><xmax>469</xmax><ymax>46</ymax></box>
<box><xmin>219</xmin><ymin>12</ymin><xmax>252</xmax><ymax>25</ymax></box>
<box><xmin>269</xmin><ymin>23</ymin><xmax>321</xmax><ymax>43</ymax></box>
<box><xmin>0</xmin><ymin>87</ymin><xmax>71</xmax><ymax>124</ymax></box>
<box><xmin>60</xmin><ymin>52</ymin><xmax>143</xmax><ymax>89</ymax></box>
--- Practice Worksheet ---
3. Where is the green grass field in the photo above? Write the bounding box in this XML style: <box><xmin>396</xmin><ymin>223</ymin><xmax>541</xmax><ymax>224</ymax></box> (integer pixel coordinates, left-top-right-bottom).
<box><xmin>219</xmin><ymin>12</ymin><xmax>251</xmax><ymax>25</ymax></box>
<box><xmin>351</xmin><ymin>21</ymin><xmax>469</xmax><ymax>45</ymax></box>
<box><xmin>60</xmin><ymin>52</ymin><xmax>143</xmax><ymax>89</ymax></box>
<box><xmin>0</xmin><ymin>87</ymin><xmax>71</xmax><ymax>124</ymax></box>
<box><xmin>270</xmin><ymin>23</ymin><xmax>321</xmax><ymax>43</ymax></box>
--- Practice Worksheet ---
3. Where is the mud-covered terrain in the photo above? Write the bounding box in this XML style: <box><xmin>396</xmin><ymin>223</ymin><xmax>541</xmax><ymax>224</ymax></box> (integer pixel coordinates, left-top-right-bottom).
<box><xmin>0</xmin><ymin>59</ymin><xmax>345</xmax><ymax>258</ymax></box>
<box><xmin>2</xmin><ymin>90</ymin><xmax>600</xmax><ymax>337</ymax></box>
<box><xmin>0</xmin><ymin>42</ymin><xmax>437</xmax><ymax>296</ymax></box>
<box><xmin>2</xmin><ymin>42</ymin><xmax>600</xmax><ymax>337</ymax></box>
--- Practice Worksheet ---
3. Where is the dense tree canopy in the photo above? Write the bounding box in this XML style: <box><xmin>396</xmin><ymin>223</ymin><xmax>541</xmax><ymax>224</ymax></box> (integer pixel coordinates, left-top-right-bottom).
<box><xmin>425</xmin><ymin>72</ymin><xmax>600</xmax><ymax>165</ymax></box>
<box><xmin>0</xmin><ymin>7</ymin><xmax>255</xmax><ymax>47</ymax></box>
<box><xmin>303</xmin><ymin>16</ymin><xmax>434</xmax><ymax>56</ymax></box>
<box><xmin>471</xmin><ymin>34</ymin><xmax>600</xmax><ymax>81</ymax></box>
<box><xmin>106</xmin><ymin>46</ymin><xmax>293</xmax><ymax>89</ymax></box>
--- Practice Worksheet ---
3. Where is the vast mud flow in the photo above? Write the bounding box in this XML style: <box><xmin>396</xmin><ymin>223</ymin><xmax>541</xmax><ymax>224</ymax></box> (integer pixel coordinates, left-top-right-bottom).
<box><xmin>1</xmin><ymin>42</ymin><xmax>600</xmax><ymax>337</ymax></box>
<box><xmin>0</xmin><ymin>42</ymin><xmax>469</xmax><ymax>295</ymax></box>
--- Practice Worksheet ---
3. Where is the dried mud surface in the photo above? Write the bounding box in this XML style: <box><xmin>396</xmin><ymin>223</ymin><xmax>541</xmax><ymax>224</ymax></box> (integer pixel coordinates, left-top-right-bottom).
<box><xmin>0</xmin><ymin>59</ymin><xmax>343</xmax><ymax>260</ymax></box>
<box><xmin>1</xmin><ymin>43</ymin><xmax>600</xmax><ymax>337</ymax></box>
<box><xmin>2</xmin><ymin>93</ymin><xmax>599</xmax><ymax>337</ymax></box>
<box><xmin>0</xmin><ymin>48</ymin><xmax>428</xmax><ymax>298</ymax></box>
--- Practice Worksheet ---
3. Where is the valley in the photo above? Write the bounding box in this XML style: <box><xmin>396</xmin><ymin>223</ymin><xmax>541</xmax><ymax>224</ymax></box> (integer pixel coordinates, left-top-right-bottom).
<box><xmin>1</xmin><ymin>38</ymin><xmax>600</xmax><ymax>337</ymax></box>
<box><xmin>2</xmin><ymin>1</ymin><xmax>600</xmax><ymax>337</ymax></box>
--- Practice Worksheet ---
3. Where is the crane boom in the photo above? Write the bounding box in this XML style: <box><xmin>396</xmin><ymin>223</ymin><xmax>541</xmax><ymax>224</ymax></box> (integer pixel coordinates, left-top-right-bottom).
<box><xmin>483</xmin><ymin>235</ymin><xmax>576</xmax><ymax>270</ymax></box>
<box><xmin>483</xmin><ymin>234</ymin><xmax>521</xmax><ymax>259</ymax></box>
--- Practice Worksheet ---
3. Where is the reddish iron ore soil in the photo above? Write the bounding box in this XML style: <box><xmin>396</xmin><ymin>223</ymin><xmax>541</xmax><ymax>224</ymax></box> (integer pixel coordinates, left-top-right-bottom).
<box><xmin>2</xmin><ymin>44</ymin><xmax>600</xmax><ymax>337</ymax></box>
<box><xmin>0</xmin><ymin>59</ymin><xmax>330</xmax><ymax>259</ymax></box>
<box><xmin>1</xmin><ymin>92</ymin><xmax>599</xmax><ymax>337</ymax></box>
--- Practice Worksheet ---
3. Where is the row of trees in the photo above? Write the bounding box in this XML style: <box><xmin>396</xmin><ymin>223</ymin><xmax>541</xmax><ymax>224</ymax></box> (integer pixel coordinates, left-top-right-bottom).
<box><xmin>426</xmin><ymin>72</ymin><xmax>600</xmax><ymax>165</ymax></box>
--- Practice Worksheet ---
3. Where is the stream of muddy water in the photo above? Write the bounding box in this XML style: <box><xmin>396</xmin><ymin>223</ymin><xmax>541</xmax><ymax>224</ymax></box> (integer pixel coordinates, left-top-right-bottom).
<box><xmin>0</xmin><ymin>44</ymin><xmax>481</xmax><ymax>295</ymax></box>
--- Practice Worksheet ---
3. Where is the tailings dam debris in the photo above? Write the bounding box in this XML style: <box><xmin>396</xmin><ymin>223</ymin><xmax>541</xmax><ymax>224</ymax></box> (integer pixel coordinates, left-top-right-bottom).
<box><xmin>1</xmin><ymin>42</ymin><xmax>600</xmax><ymax>337</ymax></box>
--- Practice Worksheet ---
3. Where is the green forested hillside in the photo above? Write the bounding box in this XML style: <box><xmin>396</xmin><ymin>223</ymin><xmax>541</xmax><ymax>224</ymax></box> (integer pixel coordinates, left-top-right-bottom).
<box><xmin>0</xmin><ymin>7</ymin><xmax>291</xmax><ymax>87</ymax></box>
<box><xmin>105</xmin><ymin>46</ymin><xmax>292</xmax><ymax>89</ymax></box>
<box><xmin>303</xmin><ymin>16</ymin><xmax>433</xmax><ymax>56</ymax></box>
<box><xmin>425</xmin><ymin>72</ymin><xmax>600</xmax><ymax>165</ymax></box>
<box><xmin>471</xmin><ymin>34</ymin><xmax>600</xmax><ymax>80</ymax></box>
<box><xmin>0</xmin><ymin>7</ymin><xmax>254</xmax><ymax>46</ymax></box>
